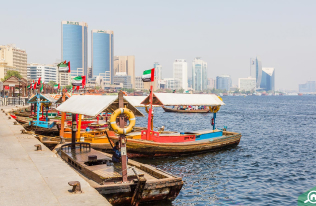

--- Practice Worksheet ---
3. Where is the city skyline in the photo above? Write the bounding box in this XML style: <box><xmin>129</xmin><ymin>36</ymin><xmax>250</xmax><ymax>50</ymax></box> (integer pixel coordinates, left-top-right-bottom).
<box><xmin>2</xmin><ymin>1</ymin><xmax>316</xmax><ymax>90</ymax></box>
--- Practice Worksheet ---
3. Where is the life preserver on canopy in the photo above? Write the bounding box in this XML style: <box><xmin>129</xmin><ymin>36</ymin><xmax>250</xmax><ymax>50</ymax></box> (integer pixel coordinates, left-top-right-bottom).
<box><xmin>110</xmin><ymin>108</ymin><xmax>136</xmax><ymax>134</ymax></box>
<box><xmin>209</xmin><ymin>96</ymin><xmax>223</xmax><ymax>113</ymax></box>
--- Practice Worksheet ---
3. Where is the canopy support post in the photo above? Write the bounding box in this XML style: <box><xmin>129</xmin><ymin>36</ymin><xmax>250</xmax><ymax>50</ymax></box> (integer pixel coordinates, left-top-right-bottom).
<box><xmin>71</xmin><ymin>113</ymin><xmax>77</xmax><ymax>150</ymax></box>
<box><xmin>60</xmin><ymin>90</ymin><xmax>66</xmax><ymax>143</ymax></box>
<box><xmin>146</xmin><ymin>85</ymin><xmax>153</xmax><ymax>140</ymax></box>
<box><xmin>213</xmin><ymin>112</ymin><xmax>216</xmax><ymax>131</ymax></box>
<box><xmin>119</xmin><ymin>91</ymin><xmax>128</xmax><ymax>182</ymax></box>
<box><xmin>77</xmin><ymin>114</ymin><xmax>82</xmax><ymax>140</ymax></box>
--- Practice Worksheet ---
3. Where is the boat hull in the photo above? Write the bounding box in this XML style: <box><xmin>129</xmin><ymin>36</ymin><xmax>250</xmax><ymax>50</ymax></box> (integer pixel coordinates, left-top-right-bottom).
<box><xmin>111</xmin><ymin>131</ymin><xmax>241</xmax><ymax>156</ymax></box>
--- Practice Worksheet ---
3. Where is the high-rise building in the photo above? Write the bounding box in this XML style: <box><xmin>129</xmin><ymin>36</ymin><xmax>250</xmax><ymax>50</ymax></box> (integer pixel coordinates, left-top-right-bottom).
<box><xmin>216</xmin><ymin>75</ymin><xmax>232</xmax><ymax>91</ymax></box>
<box><xmin>62</xmin><ymin>21</ymin><xmax>88</xmax><ymax>82</ymax></box>
<box><xmin>192</xmin><ymin>57</ymin><xmax>207</xmax><ymax>91</ymax></box>
<box><xmin>207</xmin><ymin>78</ymin><xmax>215</xmax><ymax>90</ymax></box>
<box><xmin>113</xmin><ymin>72</ymin><xmax>132</xmax><ymax>89</ymax></box>
<box><xmin>260</xmin><ymin>67</ymin><xmax>275</xmax><ymax>91</ymax></box>
<box><xmin>238</xmin><ymin>77</ymin><xmax>256</xmax><ymax>91</ymax></box>
<box><xmin>0</xmin><ymin>44</ymin><xmax>27</xmax><ymax>79</ymax></box>
<box><xmin>299</xmin><ymin>81</ymin><xmax>316</xmax><ymax>93</ymax></box>
<box><xmin>173</xmin><ymin>59</ymin><xmax>187</xmax><ymax>90</ymax></box>
<box><xmin>92</xmin><ymin>30</ymin><xmax>113</xmax><ymax>85</ymax></box>
<box><xmin>250</xmin><ymin>57</ymin><xmax>262</xmax><ymax>88</ymax></box>
<box><xmin>27</xmin><ymin>63</ymin><xmax>57</xmax><ymax>83</ymax></box>
<box><xmin>153</xmin><ymin>62</ymin><xmax>162</xmax><ymax>81</ymax></box>
<box><xmin>164</xmin><ymin>78</ymin><xmax>179</xmax><ymax>90</ymax></box>
<box><xmin>113</xmin><ymin>56</ymin><xmax>135</xmax><ymax>88</ymax></box>
<box><xmin>87</xmin><ymin>67</ymin><xmax>93</xmax><ymax>78</ymax></box>
<box><xmin>135</xmin><ymin>76</ymin><xmax>144</xmax><ymax>90</ymax></box>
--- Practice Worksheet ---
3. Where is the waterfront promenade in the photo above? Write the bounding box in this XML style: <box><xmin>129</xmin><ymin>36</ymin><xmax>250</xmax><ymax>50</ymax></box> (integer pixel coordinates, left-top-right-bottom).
<box><xmin>0</xmin><ymin>106</ymin><xmax>111</xmax><ymax>206</ymax></box>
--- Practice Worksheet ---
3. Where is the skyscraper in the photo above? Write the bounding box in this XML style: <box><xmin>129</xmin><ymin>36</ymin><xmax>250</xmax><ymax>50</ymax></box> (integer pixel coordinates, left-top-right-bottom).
<box><xmin>299</xmin><ymin>81</ymin><xmax>316</xmax><ymax>93</ymax></box>
<box><xmin>113</xmin><ymin>56</ymin><xmax>135</xmax><ymax>88</ymax></box>
<box><xmin>216</xmin><ymin>75</ymin><xmax>232</xmax><ymax>91</ymax></box>
<box><xmin>92</xmin><ymin>30</ymin><xmax>114</xmax><ymax>84</ymax></box>
<box><xmin>153</xmin><ymin>62</ymin><xmax>162</xmax><ymax>81</ymax></box>
<box><xmin>0</xmin><ymin>44</ymin><xmax>27</xmax><ymax>79</ymax></box>
<box><xmin>192</xmin><ymin>57</ymin><xmax>207</xmax><ymax>91</ymax></box>
<box><xmin>173</xmin><ymin>59</ymin><xmax>188</xmax><ymax>90</ymax></box>
<box><xmin>62</xmin><ymin>21</ymin><xmax>88</xmax><ymax>82</ymax></box>
<box><xmin>250</xmin><ymin>57</ymin><xmax>262</xmax><ymax>89</ymax></box>
<box><xmin>260</xmin><ymin>67</ymin><xmax>275</xmax><ymax>91</ymax></box>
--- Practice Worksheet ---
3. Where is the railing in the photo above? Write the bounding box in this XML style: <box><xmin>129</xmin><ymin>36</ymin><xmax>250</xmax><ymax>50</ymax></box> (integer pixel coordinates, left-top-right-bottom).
<box><xmin>61</xmin><ymin>142</ymin><xmax>91</xmax><ymax>152</ymax></box>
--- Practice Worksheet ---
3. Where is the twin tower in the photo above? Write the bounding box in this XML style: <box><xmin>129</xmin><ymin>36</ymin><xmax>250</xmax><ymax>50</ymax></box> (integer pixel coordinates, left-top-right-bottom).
<box><xmin>61</xmin><ymin>21</ymin><xmax>114</xmax><ymax>84</ymax></box>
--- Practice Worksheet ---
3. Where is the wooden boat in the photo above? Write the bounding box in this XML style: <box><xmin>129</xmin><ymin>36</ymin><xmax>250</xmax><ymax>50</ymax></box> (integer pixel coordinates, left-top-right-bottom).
<box><xmin>59</xmin><ymin>143</ymin><xmax>183</xmax><ymax>205</ymax></box>
<box><xmin>112</xmin><ymin>90</ymin><xmax>242</xmax><ymax>156</ymax></box>
<box><xmin>110</xmin><ymin>130</ymin><xmax>241</xmax><ymax>156</ymax></box>
<box><xmin>54</xmin><ymin>92</ymin><xmax>182</xmax><ymax>205</ymax></box>
<box><xmin>162</xmin><ymin>106</ymin><xmax>210</xmax><ymax>113</ymax></box>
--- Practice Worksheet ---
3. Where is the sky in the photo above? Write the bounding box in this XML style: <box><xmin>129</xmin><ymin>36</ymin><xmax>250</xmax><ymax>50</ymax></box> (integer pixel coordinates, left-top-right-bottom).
<box><xmin>1</xmin><ymin>0</ymin><xmax>316</xmax><ymax>91</ymax></box>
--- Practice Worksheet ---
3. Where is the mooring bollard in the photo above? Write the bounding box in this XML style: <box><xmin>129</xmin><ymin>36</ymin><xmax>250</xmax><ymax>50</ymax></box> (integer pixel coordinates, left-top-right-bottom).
<box><xmin>68</xmin><ymin>181</ymin><xmax>82</xmax><ymax>193</ymax></box>
<box><xmin>20</xmin><ymin>129</ymin><xmax>26</xmax><ymax>134</ymax></box>
<box><xmin>34</xmin><ymin>144</ymin><xmax>42</xmax><ymax>151</ymax></box>
<box><xmin>13</xmin><ymin>122</ymin><xmax>17</xmax><ymax>125</ymax></box>
<box><xmin>8</xmin><ymin>116</ymin><xmax>11</xmax><ymax>120</ymax></box>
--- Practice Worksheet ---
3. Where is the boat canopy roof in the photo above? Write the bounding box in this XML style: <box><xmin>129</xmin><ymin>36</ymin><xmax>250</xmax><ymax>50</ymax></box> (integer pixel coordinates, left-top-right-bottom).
<box><xmin>56</xmin><ymin>95</ymin><xmax>144</xmax><ymax>117</ymax></box>
<box><xmin>28</xmin><ymin>93</ymin><xmax>58</xmax><ymax>104</ymax></box>
<box><xmin>141</xmin><ymin>93</ymin><xmax>225</xmax><ymax>106</ymax></box>
<box><xmin>124</xmin><ymin>96</ymin><xmax>159</xmax><ymax>107</ymax></box>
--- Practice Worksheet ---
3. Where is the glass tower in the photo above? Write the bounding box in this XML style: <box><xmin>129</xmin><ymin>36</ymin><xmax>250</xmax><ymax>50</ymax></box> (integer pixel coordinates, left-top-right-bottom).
<box><xmin>91</xmin><ymin>30</ymin><xmax>114</xmax><ymax>84</ymax></box>
<box><xmin>216</xmin><ymin>75</ymin><xmax>232</xmax><ymax>91</ymax></box>
<box><xmin>192</xmin><ymin>57</ymin><xmax>207</xmax><ymax>91</ymax></box>
<box><xmin>61</xmin><ymin>21</ymin><xmax>88</xmax><ymax>81</ymax></box>
<box><xmin>260</xmin><ymin>67</ymin><xmax>275</xmax><ymax>91</ymax></box>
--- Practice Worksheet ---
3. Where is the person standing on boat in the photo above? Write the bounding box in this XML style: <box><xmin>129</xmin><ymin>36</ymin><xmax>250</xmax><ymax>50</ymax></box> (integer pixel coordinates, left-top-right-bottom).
<box><xmin>112</xmin><ymin>141</ymin><xmax>128</xmax><ymax>163</ymax></box>
<box><xmin>112</xmin><ymin>142</ymin><xmax>121</xmax><ymax>163</ymax></box>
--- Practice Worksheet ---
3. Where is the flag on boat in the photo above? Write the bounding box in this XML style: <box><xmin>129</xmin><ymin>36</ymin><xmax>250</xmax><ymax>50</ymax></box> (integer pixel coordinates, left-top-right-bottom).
<box><xmin>142</xmin><ymin>68</ymin><xmax>155</xmax><ymax>82</ymax></box>
<box><xmin>71</xmin><ymin>76</ymin><xmax>86</xmax><ymax>86</ymax></box>
<box><xmin>40</xmin><ymin>83</ymin><xmax>44</xmax><ymax>92</ymax></box>
<box><xmin>57</xmin><ymin>61</ymin><xmax>70</xmax><ymax>73</ymax></box>
<box><xmin>33</xmin><ymin>82</ymin><xmax>36</xmax><ymax>89</ymax></box>
<box><xmin>54</xmin><ymin>84</ymin><xmax>60</xmax><ymax>89</ymax></box>
<box><xmin>37</xmin><ymin>77</ymin><xmax>41</xmax><ymax>86</ymax></box>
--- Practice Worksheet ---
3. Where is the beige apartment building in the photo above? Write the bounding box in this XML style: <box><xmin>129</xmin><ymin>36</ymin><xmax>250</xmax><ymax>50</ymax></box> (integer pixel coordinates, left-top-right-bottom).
<box><xmin>114</xmin><ymin>56</ymin><xmax>135</xmax><ymax>88</ymax></box>
<box><xmin>0</xmin><ymin>44</ymin><xmax>27</xmax><ymax>79</ymax></box>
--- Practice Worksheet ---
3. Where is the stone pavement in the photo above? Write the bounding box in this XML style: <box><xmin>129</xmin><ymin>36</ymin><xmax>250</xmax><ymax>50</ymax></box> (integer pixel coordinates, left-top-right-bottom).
<box><xmin>0</xmin><ymin>106</ymin><xmax>111</xmax><ymax>206</ymax></box>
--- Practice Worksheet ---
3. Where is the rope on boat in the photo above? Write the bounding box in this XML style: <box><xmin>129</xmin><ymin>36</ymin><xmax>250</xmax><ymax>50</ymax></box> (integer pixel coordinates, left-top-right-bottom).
<box><xmin>105</xmin><ymin>130</ymin><xmax>114</xmax><ymax>149</ymax></box>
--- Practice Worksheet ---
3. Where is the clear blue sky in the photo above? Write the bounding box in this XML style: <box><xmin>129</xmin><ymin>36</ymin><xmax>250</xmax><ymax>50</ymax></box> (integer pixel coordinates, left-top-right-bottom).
<box><xmin>2</xmin><ymin>0</ymin><xmax>316</xmax><ymax>90</ymax></box>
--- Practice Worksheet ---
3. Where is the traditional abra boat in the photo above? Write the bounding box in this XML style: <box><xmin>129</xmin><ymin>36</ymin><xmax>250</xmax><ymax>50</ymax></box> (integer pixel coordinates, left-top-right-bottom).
<box><xmin>162</xmin><ymin>105</ymin><xmax>210</xmax><ymax>113</ymax></box>
<box><xmin>55</xmin><ymin>92</ymin><xmax>183</xmax><ymax>205</ymax></box>
<box><xmin>110</xmin><ymin>87</ymin><xmax>242</xmax><ymax>156</ymax></box>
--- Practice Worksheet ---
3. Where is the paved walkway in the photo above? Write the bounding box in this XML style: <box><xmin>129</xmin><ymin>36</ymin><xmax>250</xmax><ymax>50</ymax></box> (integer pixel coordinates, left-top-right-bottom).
<box><xmin>0</xmin><ymin>106</ymin><xmax>111</xmax><ymax>206</ymax></box>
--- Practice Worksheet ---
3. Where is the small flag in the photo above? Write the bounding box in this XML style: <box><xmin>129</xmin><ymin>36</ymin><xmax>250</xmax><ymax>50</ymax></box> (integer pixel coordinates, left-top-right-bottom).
<box><xmin>142</xmin><ymin>68</ymin><xmax>155</xmax><ymax>82</ymax></box>
<box><xmin>54</xmin><ymin>84</ymin><xmax>58</xmax><ymax>89</ymax></box>
<box><xmin>37</xmin><ymin>77</ymin><xmax>41</xmax><ymax>86</ymax></box>
<box><xmin>40</xmin><ymin>83</ymin><xmax>43</xmax><ymax>92</ymax></box>
<box><xmin>27</xmin><ymin>85</ymin><xmax>30</xmax><ymax>89</ymax></box>
<box><xmin>33</xmin><ymin>83</ymin><xmax>36</xmax><ymax>89</ymax></box>
<box><xmin>76</xmin><ymin>86</ymin><xmax>80</xmax><ymax>90</ymax></box>
<box><xmin>58</xmin><ymin>84</ymin><xmax>60</xmax><ymax>89</ymax></box>
<box><xmin>72</xmin><ymin>76</ymin><xmax>86</xmax><ymax>86</ymax></box>
<box><xmin>57</xmin><ymin>61</ymin><xmax>70</xmax><ymax>73</ymax></box>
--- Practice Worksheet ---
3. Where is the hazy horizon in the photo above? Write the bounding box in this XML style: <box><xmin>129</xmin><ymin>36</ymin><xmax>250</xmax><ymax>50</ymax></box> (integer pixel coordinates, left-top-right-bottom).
<box><xmin>2</xmin><ymin>0</ymin><xmax>316</xmax><ymax>91</ymax></box>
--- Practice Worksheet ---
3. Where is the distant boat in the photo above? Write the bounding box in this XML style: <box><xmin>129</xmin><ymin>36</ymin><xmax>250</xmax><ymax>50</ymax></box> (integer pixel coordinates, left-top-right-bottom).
<box><xmin>162</xmin><ymin>106</ymin><xmax>210</xmax><ymax>113</ymax></box>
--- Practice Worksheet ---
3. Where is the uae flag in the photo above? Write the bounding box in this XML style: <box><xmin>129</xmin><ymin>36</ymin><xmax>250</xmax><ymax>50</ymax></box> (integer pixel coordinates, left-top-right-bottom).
<box><xmin>27</xmin><ymin>85</ymin><xmax>31</xmax><ymax>89</ymax></box>
<box><xmin>142</xmin><ymin>68</ymin><xmax>155</xmax><ymax>82</ymax></box>
<box><xmin>54</xmin><ymin>84</ymin><xmax>60</xmax><ymax>89</ymax></box>
<box><xmin>57</xmin><ymin>61</ymin><xmax>70</xmax><ymax>73</ymax></box>
<box><xmin>72</xmin><ymin>76</ymin><xmax>86</xmax><ymax>86</ymax></box>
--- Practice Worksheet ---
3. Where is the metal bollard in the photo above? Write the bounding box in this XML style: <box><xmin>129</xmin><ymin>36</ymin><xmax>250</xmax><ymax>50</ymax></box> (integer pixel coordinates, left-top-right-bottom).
<box><xmin>68</xmin><ymin>181</ymin><xmax>82</xmax><ymax>193</ymax></box>
<box><xmin>13</xmin><ymin>122</ymin><xmax>17</xmax><ymax>125</ymax></box>
<box><xmin>34</xmin><ymin>144</ymin><xmax>42</xmax><ymax>151</ymax></box>
<box><xmin>8</xmin><ymin>117</ymin><xmax>11</xmax><ymax>120</ymax></box>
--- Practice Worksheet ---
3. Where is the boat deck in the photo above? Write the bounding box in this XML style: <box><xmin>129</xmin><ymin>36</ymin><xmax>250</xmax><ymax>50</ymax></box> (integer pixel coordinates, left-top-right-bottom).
<box><xmin>62</xmin><ymin>147</ymin><xmax>148</xmax><ymax>181</ymax></box>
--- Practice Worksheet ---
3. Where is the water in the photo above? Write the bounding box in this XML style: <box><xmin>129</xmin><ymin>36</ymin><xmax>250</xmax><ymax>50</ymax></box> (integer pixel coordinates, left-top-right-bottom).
<box><xmin>134</xmin><ymin>96</ymin><xmax>316</xmax><ymax>205</ymax></box>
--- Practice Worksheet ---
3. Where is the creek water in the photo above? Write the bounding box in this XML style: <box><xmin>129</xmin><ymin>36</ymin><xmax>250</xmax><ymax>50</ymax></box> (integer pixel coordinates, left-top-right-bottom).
<box><xmin>134</xmin><ymin>96</ymin><xmax>316</xmax><ymax>205</ymax></box>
